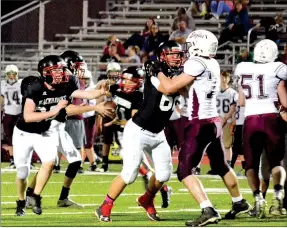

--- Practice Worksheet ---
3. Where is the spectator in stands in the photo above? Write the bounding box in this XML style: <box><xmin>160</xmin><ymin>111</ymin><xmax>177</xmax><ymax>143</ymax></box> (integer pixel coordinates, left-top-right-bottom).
<box><xmin>189</xmin><ymin>0</ymin><xmax>210</xmax><ymax>17</ymax></box>
<box><xmin>218</xmin><ymin>0</ymin><xmax>250</xmax><ymax>45</ymax></box>
<box><xmin>169</xmin><ymin>19</ymin><xmax>192</xmax><ymax>48</ymax></box>
<box><xmin>171</xmin><ymin>8</ymin><xmax>196</xmax><ymax>34</ymax></box>
<box><xmin>210</xmin><ymin>0</ymin><xmax>234</xmax><ymax>20</ymax></box>
<box><xmin>278</xmin><ymin>43</ymin><xmax>287</xmax><ymax>64</ymax></box>
<box><xmin>124</xmin><ymin>17</ymin><xmax>155</xmax><ymax>50</ymax></box>
<box><xmin>236</xmin><ymin>47</ymin><xmax>253</xmax><ymax>63</ymax></box>
<box><xmin>141</xmin><ymin>17</ymin><xmax>156</xmax><ymax>37</ymax></box>
<box><xmin>103</xmin><ymin>35</ymin><xmax>125</xmax><ymax>56</ymax></box>
<box><xmin>255</xmin><ymin>13</ymin><xmax>284</xmax><ymax>43</ymax></box>
<box><xmin>141</xmin><ymin>24</ymin><xmax>168</xmax><ymax>63</ymax></box>
<box><xmin>99</xmin><ymin>43</ymin><xmax>121</xmax><ymax>72</ymax></box>
<box><xmin>114</xmin><ymin>45</ymin><xmax>141</xmax><ymax>65</ymax></box>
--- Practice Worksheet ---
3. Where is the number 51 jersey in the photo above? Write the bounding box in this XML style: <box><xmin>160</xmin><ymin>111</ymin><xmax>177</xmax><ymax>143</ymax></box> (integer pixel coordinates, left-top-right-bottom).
<box><xmin>132</xmin><ymin>76</ymin><xmax>179</xmax><ymax>134</ymax></box>
<box><xmin>1</xmin><ymin>79</ymin><xmax>23</xmax><ymax>115</ymax></box>
<box><xmin>235</xmin><ymin>61</ymin><xmax>287</xmax><ymax>116</ymax></box>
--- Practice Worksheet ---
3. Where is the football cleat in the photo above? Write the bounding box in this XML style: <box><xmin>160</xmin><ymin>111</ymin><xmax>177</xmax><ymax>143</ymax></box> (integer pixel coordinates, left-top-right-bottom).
<box><xmin>88</xmin><ymin>164</ymin><xmax>97</xmax><ymax>171</ymax></box>
<box><xmin>254</xmin><ymin>197</ymin><xmax>266</xmax><ymax>219</ymax></box>
<box><xmin>160</xmin><ymin>185</ymin><xmax>172</xmax><ymax>208</ymax></box>
<box><xmin>53</xmin><ymin>165</ymin><xmax>61</xmax><ymax>173</ymax></box>
<box><xmin>95</xmin><ymin>202</ymin><xmax>113</xmax><ymax>222</ymax></box>
<box><xmin>77</xmin><ymin>166</ymin><xmax>84</xmax><ymax>174</ymax></box>
<box><xmin>269</xmin><ymin>197</ymin><xmax>287</xmax><ymax>216</ymax></box>
<box><xmin>137</xmin><ymin>195</ymin><xmax>160</xmax><ymax>221</ymax></box>
<box><xmin>225</xmin><ymin>199</ymin><xmax>252</xmax><ymax>219</ymax></box>
<box><xmin>29</xmin><ymin>195</ymin><xmax>42</xmax><ymax>215</ymax></box>
<box><xmin>96</xmin><ymin>164</ymin><xmax>108</xmax><ymax>172</ymax></box>
<box><xmin>185</xmin><ymin>207</ymin><xmax>221</xmax><ymax>227</ymax></box>
<box><xmin>57</xmin><ymin>198</ymin><xmax>83</xmax><ymax>208</ymax></box>
<box><xmin>25</xmin><ymin>196</ymin><xmax>33</xmax><ymax>209</ymax></box>
<box><xmin>15</xmin><ymin>200</ymin><xmax>26</xmax><ymax>216</ymax></box>
<box><xmin>8</xmin><ymin>162</ymin><xmax>16</xmax><ymax>169</ymax></box>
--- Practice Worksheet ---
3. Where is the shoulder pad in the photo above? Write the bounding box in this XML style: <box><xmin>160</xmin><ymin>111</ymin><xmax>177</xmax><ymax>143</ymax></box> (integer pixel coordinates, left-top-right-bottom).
<box><xmin>21</xmin><ymin>76</ymin><xmax>43</xmax><ymax>97</ymax></box>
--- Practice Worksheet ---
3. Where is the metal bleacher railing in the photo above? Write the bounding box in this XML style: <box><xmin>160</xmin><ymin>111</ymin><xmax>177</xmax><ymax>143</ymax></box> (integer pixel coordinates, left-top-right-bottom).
<box><xmin>1</xmin><ymin>0</ymin><xmax>287</xmax><ymax>79</ymax></box>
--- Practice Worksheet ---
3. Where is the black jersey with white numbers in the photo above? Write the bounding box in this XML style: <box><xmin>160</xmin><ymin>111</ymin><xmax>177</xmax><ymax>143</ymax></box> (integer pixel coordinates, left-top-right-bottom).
<box><xmin>132</xmin><ymin>76</ymin><xmax>179</xmax><ymax>133</ymax></box>
<box><xmin>16</xmin><ymin>75</ymin><xmax>79</xmax><ymax>134</ymax></box>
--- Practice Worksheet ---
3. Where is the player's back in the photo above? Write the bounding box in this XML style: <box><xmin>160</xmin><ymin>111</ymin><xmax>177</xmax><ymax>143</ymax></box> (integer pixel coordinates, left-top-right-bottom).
<box><xmin>186</xmin><ymin>56</ymin><xmax>220</xmax><ymax>120</ymax></box>
<box><xmin>132</xmin><ymin>77</ymin><xmax>179</xmax><ymax>133</ymax></box>
<box><xmin>235</xmin><ymin>61</ymin><xmax>287</xmax><ymax>116</ymax></box>
<box><xmin>1</xmin><ymin>79</ymin><xmax>22</xmax><ymax>115</ymax></box>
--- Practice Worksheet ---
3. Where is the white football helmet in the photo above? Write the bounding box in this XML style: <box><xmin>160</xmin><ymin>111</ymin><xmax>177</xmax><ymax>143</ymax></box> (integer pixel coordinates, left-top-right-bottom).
<box><xmin>253</xmin><ymin>39</ymin><xmax>278</xmax><ymax>63</ymax></box>
<box><xmin>5</xmin><ymin>64</ymin><xmax>19</xmax><ymax>84</ymax></box>
<box><xmin>106</xmin><ymin>62</ymin><xmax>121</xmax><ymax>73</ymax></box>
<box><xmin>185</xmin><ymin>30</ymin><xmax>218</xmax><ymax>58</ymax></box>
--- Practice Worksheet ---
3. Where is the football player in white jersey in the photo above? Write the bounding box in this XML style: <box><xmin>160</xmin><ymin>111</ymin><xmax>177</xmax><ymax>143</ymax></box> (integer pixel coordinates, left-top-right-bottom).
<box><xmin>236</xmin><ymin>39</ymin><xmax>287</xmax><ymax>217</ymax></box>
<box><xmin>0</xmin><ymin>65</ymin><xmax>22</xmax><ymax>168</ymax></box>
<box><xmin>158</xmin><ymin>30</ymin><xmax>251</xmax><ymax>226</ymax></box>
<box><xmin>216</xmin><ymin>71</ymin><xmax>237</xmax><ymax>166</ymax></box>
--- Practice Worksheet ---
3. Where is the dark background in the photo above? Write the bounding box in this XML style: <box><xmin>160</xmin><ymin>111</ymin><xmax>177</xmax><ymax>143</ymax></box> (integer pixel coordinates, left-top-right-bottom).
<box><xmin>1</xmin><ymin>0</ymin><xmax>107</xmax><ymax>43</ymax></box>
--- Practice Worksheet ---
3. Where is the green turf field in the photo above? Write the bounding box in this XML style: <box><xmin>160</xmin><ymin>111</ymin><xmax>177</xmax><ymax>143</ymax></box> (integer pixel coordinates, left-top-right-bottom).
<box><xmin>1</xmin><ymin>162</ymin><xmax>287</xmax><ymax>227</ymax></box>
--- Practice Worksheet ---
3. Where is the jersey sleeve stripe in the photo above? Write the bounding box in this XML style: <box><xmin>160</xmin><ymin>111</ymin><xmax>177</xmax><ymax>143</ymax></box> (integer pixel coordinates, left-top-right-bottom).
<box><xmin>193</xmin><ymin>58</ymin><xmax>207</xmax><ymax>69</ymax></box>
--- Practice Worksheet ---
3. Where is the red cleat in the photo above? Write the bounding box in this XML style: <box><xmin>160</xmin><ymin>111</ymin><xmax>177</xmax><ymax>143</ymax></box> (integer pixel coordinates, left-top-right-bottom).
<box><xmin>136</xmin><ymin>194</ymin><xmax>160</xmax><ymax>221</ymax></box>
<box><xmin>95</xmin><ymin>202</ymin><xmax>113</xmax><ymax>222</ymax></box>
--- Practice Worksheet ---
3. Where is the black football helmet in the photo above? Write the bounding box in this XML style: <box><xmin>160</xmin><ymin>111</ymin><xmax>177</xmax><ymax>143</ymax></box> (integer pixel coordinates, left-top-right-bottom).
<box><xmin>119</xmin><ymin>66</ymin><xmax>144</xmax><ymax>93</ymax></box>
<box><xmin>156</xmin><ymin>40</ymin><xmax>184</xmax><ymax>76</ymax></box>
<box><xmin>21</xmin><ymin>76</ymin><xmax>43</xmax><ymax>96</ymax></box>
<box><xmin>38</xmin><ymin>55</ymin><xmax>69</xmax><ymax>85</ymax></box>
<box><xmin>60</xmin><ymin>50</ymin><xmax>86</xmax><ymax>78</ymax></box>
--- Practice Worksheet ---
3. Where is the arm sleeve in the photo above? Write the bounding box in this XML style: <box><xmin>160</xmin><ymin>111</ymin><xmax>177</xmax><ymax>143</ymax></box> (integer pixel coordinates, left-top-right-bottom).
<box><xmin>1</xmin><ymin>81</ymin><xmax>5</xmax><ymax>96</ymax></box>
<box><xmin>275</xmin><ymin>63</ymin><xmax>287</xmax><ymax>81</ymax></box>
<box><xmin>68</xmin><ymin>75</ymin><xmax>80</xmax><ymax>97</ymax></box>
<box><xmin>184</xmin><ymin>58</ymin><xmax>206</xmax><ymax>77</ymax></box>
<box><xmin>132</xmin><ymin>92</ymin><xmax>143</xmax><ymax>110</ymax></box>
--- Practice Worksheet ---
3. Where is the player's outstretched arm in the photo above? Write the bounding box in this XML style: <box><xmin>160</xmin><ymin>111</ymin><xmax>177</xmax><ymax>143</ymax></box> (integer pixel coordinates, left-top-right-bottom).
<box><xmin>65</xmin><ymin>103</ymin><xmax>115</xmax><ymax>119</ymax></box>
<box><xmin>237</xmin><ymin>85</ymin><xmax>245</xmax><ymax>107</ymax></box>
<box><xmin>71</xmin><ymin>89</ymin><xmax>111</xmax><ymax>100</ymax></box>
<box><xmin>23</xmin><ymin>98</ymin><xmax>67</xmax><ymax>123</ymax></box>
<box><xmin>158</xmin><ymin>72</ymin><xmax>194</xmax><ymax>94</ymax></box>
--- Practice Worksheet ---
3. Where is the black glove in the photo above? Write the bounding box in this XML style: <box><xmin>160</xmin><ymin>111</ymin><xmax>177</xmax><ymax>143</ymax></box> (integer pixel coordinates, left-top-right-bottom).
<box><xmin>144</xmin><ymin>60</ymin><xmax>162</xmax><ymax>78</ymax></box>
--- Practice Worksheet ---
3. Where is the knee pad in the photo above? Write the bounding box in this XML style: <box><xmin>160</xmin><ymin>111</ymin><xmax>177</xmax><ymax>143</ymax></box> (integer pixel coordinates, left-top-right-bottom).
<box><xmin>16</xmin><ymin>165</ymin><xmax>30</xmax><ymax>180</ymax></box>
<box><xmin>121</xmin><ymin>165</ymin><xmax>139</xmax><ymax>185</ymax></box>
<box><xmin>155</xmin><ymin>164</ymin><xmax>173</xmax><ymax>183</ymax></box>
<box><xmin>211</xmin><ymin>161</ymin><xmax>230</xmax><ymax>177</ymax></box>
<box><xmin>65</xmin><ymin>161</ymin><xmax>81</xmax><ymax>179</ymax></box>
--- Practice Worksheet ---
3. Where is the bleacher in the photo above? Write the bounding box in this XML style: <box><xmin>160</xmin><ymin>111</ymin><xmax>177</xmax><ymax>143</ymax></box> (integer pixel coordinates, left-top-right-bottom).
<box><xmin>1</xmin><ymin>0</ymin><xmax>287</xmax><ymax>76</ymax></box>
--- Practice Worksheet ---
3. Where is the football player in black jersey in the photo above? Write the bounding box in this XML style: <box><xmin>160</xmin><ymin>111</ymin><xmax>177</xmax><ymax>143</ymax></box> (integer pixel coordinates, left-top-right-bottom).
<box><xmin>14</xmin><ymin>55</ymin><xmax>114</xmax><ymax>216</ymax></box>
<box><xmin>95</xmin><ymin>40</ymin><xmax>184</xmax><ymax>222</ymax></box>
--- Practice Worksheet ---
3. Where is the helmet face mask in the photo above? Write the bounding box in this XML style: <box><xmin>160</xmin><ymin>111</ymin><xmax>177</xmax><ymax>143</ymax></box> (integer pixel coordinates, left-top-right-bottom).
<box><xmin>71</xmin><ymin>61</ymin><xmax>87</xmax><ymax>78</ymax></box>
<box><xmin>60</xmin><ymin>50</ymin><xmax>86</xmax><ymax>78</ymax></box>
<box><xmin>185</xmin><ymin>30</ymin><xmax>218</xmax><ymax>58</ymax></box>
<box><xmin>119</xmin><ymin>67</ymin><xmax>144</xmax><ymax>93</ymax></box>
<box><xmin>38</xmin><ymin>55</ymin><xmax>69</xmax><ymax>85</ymax></box>
<box><xmin>157</xmin><ymin>41</ymin><xmax>185</xmax><ymax>76</ymax></box>
<box><xmin>5</xmin><ymin>65</ymin><xmax>19</xmax><ymax>84</ymax></box>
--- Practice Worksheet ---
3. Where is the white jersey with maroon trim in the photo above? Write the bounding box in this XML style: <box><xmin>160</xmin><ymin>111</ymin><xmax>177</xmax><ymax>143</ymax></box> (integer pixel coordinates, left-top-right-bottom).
<box><xmin>216</xmin><ymin>87</ymin><xmax>237</xmax><ymax>123</ymax></box>
<box><xmin>184</xmin><ymin>56</ymin><xmax>220</xmax><ymax>120</ymax></box>
<box><xmin>235</xmin><ymin>61</ymin><xmax>287</xmax><ymax>117</ymax></box>
<box><xmin>83</xmin><ymin>86</ymin><xmax>97</xmax><ymax>118</ymax></box>
<box><xmin>1</xmin><ymin>79</ymin><xmax>22</xmax><ymax>115</ymax></box>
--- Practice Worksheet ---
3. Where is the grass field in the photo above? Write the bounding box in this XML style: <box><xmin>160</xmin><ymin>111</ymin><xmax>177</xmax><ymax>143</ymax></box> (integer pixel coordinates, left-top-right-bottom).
<box><xmin>1</xmin><ymin>162</ymin><xmax>287</xmax><ymax>227</ymax></box>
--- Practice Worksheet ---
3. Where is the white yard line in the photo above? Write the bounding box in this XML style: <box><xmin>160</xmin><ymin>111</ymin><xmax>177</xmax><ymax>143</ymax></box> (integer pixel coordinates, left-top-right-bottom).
<box><xmin>1</xmin><ymin>208</ymin><xmax>231</xmax><ymax>216</ymax></box>
<box><xmin>1</xmin><ymin>169</ymin><xmax>247</xmax><ymax>179</ymax></box>
<box><xmin>178</xmin><ymin>188</ymin><xmax>273</xmax><ymax>193</ymax></box>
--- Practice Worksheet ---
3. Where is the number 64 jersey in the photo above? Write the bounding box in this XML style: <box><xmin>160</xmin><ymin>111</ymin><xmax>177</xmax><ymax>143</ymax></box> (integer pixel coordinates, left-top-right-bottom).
<box><xmin>1</xmin><ymin>79</ymin><xmax>23</xmax><ymax>115</ymax></box>
<box><xmin>235</xmin><ymin>61</ymin><xmax>287</xmax><ymax>116</ymax></box>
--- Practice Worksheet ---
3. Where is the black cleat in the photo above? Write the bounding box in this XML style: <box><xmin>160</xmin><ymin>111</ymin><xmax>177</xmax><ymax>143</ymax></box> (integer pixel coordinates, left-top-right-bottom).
<box><xmin>30</xmin><ymin>195</ymin><xmax>42</xmax><ymax>215</ymax></box>
<box><xmin>78</xmin><ymin>166</ymin><xmax>84</xmax><ymax>174</ymax></box>
<box><xmin>225</xmin><ymin>199</ymin><xmax>252</xmax><ymax>219</ymax></box>
<box><xmin>15</xmin><ymin>200</ymin><xmax>26</xmax><ymax>216</ymax></box>
<box><xmin>160</xmin><ymin>185</ymin><xmax>172</xmax><ymax>208</ymax></box>
<box><xmin>88</xmin><ymin>164</ymin><xmax>97</xmax><ymax>171</ymax></box>
<box><xmin>53</xmin><ymin>165</ymin><xmax>61</xmax><ymax>173</ymax></box>
<box><xmin>185</xmin><ymin>207</ymin><xmax>221</xmax><ymax>227</ymax></box>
